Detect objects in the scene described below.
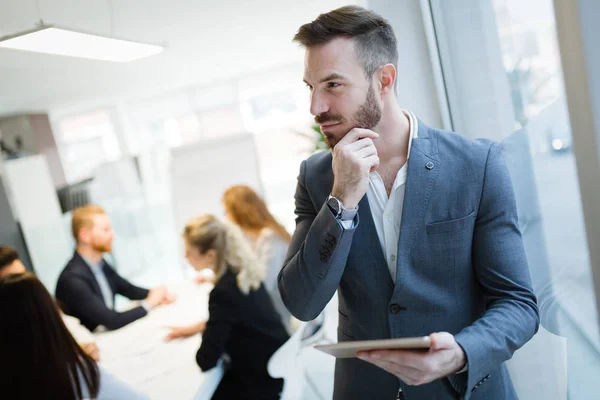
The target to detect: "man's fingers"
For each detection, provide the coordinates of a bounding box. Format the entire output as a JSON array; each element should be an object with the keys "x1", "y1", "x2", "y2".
[
  {"x1": 362, "y1": 349, "x2": 436, "y2": 372},
  {"x1": 338, "y1": 128, "x2": 379, "y2": 146},
  {"x1": 354, "y1": 145, "x2": 378, "y2": 159},
  {"x1": 364, "y1": 349, "x2": 419, "y2": 368},
  {"x1": 363, "y1": 154, "x2": 380, "y2": 172},
  {"x1": 360, "y1": 353, "x2": 436, "y2": 386},
  {"x1": 429, "y1": 332, "x2": 455, "y2": 350},
  {"x1": 346, "y1": 137, "x2": 376, "y2": 152}
]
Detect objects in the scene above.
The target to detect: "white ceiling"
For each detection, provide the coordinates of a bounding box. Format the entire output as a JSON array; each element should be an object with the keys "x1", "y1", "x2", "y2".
[{"x1": 0, "y1": 0, "x2": 353, "y2": 116}]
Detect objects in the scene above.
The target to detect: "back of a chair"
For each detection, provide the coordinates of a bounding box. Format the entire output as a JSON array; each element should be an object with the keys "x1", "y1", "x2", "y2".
[
  {"x1": 268, "y1": 322, "x2": 309, "y2": 400},
  {"x1": 193, "y1": 359, "x2": 225, "y2": 400},
  {"x1": 301, "y1": 292, "x2": 338, "y2": 347}
]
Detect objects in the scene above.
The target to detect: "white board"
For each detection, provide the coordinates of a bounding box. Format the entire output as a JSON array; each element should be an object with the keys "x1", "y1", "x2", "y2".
[
  {"x1": 170, "y1": 133, "x2": 262, "y2": 235},
  {"x1": 4, "y1": 155, "x2": 72, "y2": 293}
]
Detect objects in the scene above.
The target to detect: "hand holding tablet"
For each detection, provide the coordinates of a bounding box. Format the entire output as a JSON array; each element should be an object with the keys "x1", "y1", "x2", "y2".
[{"x1": 314, "y1": 336, "x2": 432, "y2": 358}]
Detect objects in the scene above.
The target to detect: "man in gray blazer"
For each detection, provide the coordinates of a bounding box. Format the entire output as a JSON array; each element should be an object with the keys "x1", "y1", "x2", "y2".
[{"x1": 278, "y1": 6, "x2": 539, "y2": 400}]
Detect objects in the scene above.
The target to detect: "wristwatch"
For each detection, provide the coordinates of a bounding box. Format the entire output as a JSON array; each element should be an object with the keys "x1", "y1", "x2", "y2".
[{"x1": 327, "y1": 195, "x2": 359, "y2": 221}]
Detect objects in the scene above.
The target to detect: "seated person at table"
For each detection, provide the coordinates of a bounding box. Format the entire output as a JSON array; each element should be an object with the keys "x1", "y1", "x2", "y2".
[
  {"x1": 0, "y1": 245, "x2": 100, "y2": 360},
  {"x1": 0, "y1": 272, "x2": 149, "y2": 400},
  {"x1": 168, "y1": 214, "x2": 289, "y2": 399},
  {"x1": 55, "y1": 205, "x2": 175, "y2": 331}
]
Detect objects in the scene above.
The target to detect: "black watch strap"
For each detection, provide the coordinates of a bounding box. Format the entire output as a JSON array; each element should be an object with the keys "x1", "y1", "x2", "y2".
[{"x1": 327, "y1": 195, "x2": 358, "y2": 220}]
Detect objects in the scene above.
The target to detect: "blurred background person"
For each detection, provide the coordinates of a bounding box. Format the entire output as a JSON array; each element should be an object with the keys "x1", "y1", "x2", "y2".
[
  {"x1": 0, "y1": 245, "x2": 100, "y2": 361},
  {"x1": 167, "y1": 214, "x2": 288, "y2": 399},
  {"x1": 222, "y1": 185, "x2": 293, "y2": 333},
  {"x1": 0, "y1": 272, "x2": 149, "y2": 400},
  {"x1": 55, "y1": 205, "x2": 175, "y2": 331}
]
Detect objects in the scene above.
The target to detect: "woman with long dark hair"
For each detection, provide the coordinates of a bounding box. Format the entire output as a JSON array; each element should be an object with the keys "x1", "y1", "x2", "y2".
[{"x1": 0, "y1": 272, "x2": 148, "y2": 400}]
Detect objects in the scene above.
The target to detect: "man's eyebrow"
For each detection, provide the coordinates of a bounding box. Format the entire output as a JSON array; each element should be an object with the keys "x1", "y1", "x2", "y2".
[
  {"x1": 319, "y1": 73, "x2": 346, "y2": 83},
  {"x1": 303, "y1": 73, "x2": 347, "y2": 86}
]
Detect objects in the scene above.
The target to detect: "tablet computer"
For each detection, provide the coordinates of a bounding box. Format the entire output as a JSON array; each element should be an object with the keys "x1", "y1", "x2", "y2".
[{"x1": 314, "y1": 336, "x2": 431, "y2": 358}]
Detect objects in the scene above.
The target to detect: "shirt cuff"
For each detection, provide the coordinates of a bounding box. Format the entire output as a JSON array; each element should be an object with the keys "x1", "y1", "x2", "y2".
[
  {"x1": 140, "y1": 301, "x2": 152, "y2": 312},
  {"x1": 326, "y1": 202, "x2": 358, "y2": 229}
]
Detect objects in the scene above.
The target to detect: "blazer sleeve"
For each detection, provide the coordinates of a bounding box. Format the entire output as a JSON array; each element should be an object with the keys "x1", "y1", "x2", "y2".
[
  {"x1": 278, "y1": 160, "x2": 359, "y2": 321},
  {"x1": 453, "y1": 142, "x2": 540, "y2": 399},
  {"x1": 60, "y1": 274, "x2": 148, "y2": 330},
  {"x1": 196, "y1": 283, "x2": 240, "y2": 371},
  {"x1": 105, "y1": 264, "x2": 149, "y2": 300}
]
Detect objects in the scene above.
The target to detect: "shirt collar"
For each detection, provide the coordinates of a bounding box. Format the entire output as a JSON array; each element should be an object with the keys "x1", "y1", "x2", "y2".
[
  {"x1": 403, "y1": 109, "x2": 419, "y2": 160},
  {"x1": 369, "y1": 110, "x2": 418, "y2": 182},
  {"x1": 81, "y1": 255, "x2": 104, "y2": 275}
]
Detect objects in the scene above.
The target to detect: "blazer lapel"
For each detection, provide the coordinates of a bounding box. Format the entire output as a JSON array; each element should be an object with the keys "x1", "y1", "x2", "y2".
[
  {"x1": 395, "y1": 122, "x2": 440, "y2": 285},
  {"x1": 73, "y1": 253, "x2": 104, "y2": 298}
]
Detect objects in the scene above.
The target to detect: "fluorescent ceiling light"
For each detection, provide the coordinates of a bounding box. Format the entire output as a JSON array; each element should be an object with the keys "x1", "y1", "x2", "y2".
[{"x1": 0, "y1": 26, "x2": 164, "y2": 62}]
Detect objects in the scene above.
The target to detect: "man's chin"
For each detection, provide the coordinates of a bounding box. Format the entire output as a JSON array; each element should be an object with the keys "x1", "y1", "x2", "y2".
[
  {"x1": 325, "y1": 137, "x2": 337, "y2": 149},
  {"x1": 325, "y1": 126, "x2": 355, "y2": 149},
  {"x1": 93, "y1": 246, "x2": 112, "y2": 253}
]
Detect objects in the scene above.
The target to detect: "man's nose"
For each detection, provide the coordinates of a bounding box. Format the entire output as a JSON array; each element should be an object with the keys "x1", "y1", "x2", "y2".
[{"x1": 310, "y1": 91, "x2": 329, "y2": 116}]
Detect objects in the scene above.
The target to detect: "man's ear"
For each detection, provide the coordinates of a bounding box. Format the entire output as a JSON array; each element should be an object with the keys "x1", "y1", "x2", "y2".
[
  {"x1": 78, "y1": 228, "x2": 90, "y2": 245},
  {"x1": 377, "y1": 64, "x2": 397, "y2": 97}
]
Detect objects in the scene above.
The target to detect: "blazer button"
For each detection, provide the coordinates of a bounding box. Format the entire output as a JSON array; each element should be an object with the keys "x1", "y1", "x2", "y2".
[
  {"x1": 425, "y1": 161, "x2": 435, "y2": 170},
  {"x1": 389, "y1": 303, "x2": 402, "y2": 314}
]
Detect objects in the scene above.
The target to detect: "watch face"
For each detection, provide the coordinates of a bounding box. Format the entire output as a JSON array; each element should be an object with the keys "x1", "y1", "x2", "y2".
[{"x1": 327, "y1": 197, "x2": 341, "y2": 216}]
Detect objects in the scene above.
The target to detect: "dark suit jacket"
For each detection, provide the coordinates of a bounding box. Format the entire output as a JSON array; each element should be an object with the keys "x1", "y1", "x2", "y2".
[
  {"x1": 279, "y1": 121, "x2": 540, "y2": 400},
  {"x1": 196, "y1": 269, "x2": 289, "y2": 400},
  {"x1": 55, "y1": 252, "x2": 149, "y2": 331}
]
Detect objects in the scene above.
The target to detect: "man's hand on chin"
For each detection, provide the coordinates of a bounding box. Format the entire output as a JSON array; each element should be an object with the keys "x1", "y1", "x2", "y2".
[{"x1": 357, "y1": 332, "x2": 466, "y2": 385}]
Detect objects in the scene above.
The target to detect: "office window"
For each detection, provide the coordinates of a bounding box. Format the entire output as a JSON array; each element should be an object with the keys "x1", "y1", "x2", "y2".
[
  {"x1": 199, "y1": 106, "x2": 245, "y2": 140},
  {"x1": 238, "y1": 66, "x2": 313, "y2": 231},
  {"x1": 429, "y1": 0, "x2": 599, "y2": 398},
  {"x1": 55, "y1": 110, "x2": 121, "y2": 183}
]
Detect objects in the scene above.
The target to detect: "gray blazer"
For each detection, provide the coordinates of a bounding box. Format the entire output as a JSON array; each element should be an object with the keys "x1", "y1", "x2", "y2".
[{"x1": 278, "y1": 121, "x2": 539, "y2": 400}]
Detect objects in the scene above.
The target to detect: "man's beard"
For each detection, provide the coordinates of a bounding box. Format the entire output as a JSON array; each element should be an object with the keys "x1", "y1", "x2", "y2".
[
  {"x1": 316, "y1": 84, "x2": 382, "y2": 148},
  {"x1": 91, "y1": 239, "x2": 112, "y2": 253}
]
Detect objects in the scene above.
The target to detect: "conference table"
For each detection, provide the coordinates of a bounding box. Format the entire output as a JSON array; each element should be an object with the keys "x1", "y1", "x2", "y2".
[{"x1": 95, "y1": 281, "x2": 212, "y2": 400}]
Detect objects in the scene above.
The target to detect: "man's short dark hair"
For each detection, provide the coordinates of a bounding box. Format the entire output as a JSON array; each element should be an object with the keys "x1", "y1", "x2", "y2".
[
  {"x1": 293, "y1": 5, "x2": 398, "y2": 79},
  {"x1": 0, "y1": 246, "x2": 19, "y2": 271}
]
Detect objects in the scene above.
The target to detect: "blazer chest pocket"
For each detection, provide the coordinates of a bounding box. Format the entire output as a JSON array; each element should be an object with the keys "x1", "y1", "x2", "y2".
[{"x1": 426, "y1": 210, "x2": 476, "y2": 235}]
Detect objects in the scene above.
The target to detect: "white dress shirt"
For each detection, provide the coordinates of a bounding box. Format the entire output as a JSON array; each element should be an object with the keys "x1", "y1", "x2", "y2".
[
  {"x1": 341, "y1": 110, "x2": 418, "y2": 283},
  {"x1": 367, "y1": 110, "x2": 418, "y2": 283}
]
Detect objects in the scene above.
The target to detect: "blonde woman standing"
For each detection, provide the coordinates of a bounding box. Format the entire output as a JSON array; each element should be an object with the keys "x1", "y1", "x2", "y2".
[{"x1": 168, "y1": 214, "x2": 289, "y2": 399}]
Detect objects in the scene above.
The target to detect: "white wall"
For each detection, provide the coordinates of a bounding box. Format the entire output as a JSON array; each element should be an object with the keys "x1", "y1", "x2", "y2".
[{"x1": 368, "y1": 0, "x2": 444, "y2": 128}]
